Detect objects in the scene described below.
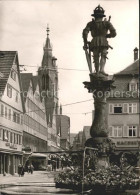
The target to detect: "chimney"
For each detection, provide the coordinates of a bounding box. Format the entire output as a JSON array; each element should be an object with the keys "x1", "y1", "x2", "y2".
[
  {"x1": 133, "y1": 47, "x2": 138, "y2": 61},
  {"x1": 60, "y1": 104, "x2": 62, "y2": 115}
]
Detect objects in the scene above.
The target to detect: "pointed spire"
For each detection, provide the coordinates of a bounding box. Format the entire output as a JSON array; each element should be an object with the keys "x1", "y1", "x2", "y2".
[
  {"x1": 46, "y1": 24, "x2": 50, "y2": 38},
  {"x1": 41, "y1": 25, "x2": 54, "y2": 67},
  {"x1": 45, "y1": 24, "x2": 52, "y2": 50}
]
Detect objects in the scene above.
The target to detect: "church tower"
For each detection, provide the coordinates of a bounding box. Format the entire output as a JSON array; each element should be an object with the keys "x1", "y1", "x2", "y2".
[{"x1": 38, "y1": 26, "x2": 59, "y2": 127}]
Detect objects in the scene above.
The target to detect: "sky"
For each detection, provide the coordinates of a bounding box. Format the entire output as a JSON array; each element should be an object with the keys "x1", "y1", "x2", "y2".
[{"x1": 0, "y1": 0, "x2": 139, "y2": 133}]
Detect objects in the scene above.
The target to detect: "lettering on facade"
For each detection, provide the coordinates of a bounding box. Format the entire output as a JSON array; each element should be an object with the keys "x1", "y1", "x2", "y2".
[{"x1": 117, "y1": 141, "x2": 138, "y2": 146}]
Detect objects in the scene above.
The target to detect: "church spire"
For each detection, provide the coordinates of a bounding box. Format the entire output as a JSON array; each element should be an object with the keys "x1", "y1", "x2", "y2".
[
  {"x1": 45, "y1": 24, "x2": 52, "y2": 50},
  {"x1": 42, "y1": 25, "x2": 52, "y2": 67}
]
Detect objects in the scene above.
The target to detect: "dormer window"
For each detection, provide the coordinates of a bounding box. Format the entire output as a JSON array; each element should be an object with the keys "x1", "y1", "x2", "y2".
[
  {"x1": 129, "y1": 78, "x2": 138, "y2": 91},
  {"x1": 11, "y1": 69, "x2": 16, "y2": 81}
]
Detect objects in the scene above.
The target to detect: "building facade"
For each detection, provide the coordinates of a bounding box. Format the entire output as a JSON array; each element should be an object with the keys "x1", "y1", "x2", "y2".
[
  {"x1": 21, "y1": 73, "x2": 48, "y2": 153},
  {"x1": 56, "y1": 113, "x2": 70, "y2": 150},
  {"x1": 20, "y1": 73, "x2": 48, "y2": 169},
  {"x1": 107, "y1": 48, "x2": 140, "y2": 153},
  {"x1": 0, "y1": 51, "x2": 24, "y2": 175}
]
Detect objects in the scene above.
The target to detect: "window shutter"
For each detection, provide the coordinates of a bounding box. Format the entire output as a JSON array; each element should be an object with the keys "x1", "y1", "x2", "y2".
[
  {"x1": 123, "y1": 103, "x2": 128, "y2": 113},
  {"x1": 109, "y1": 104, "x2": 113, "y2": 114},
  {"x1": 123, "y1": 126, "x2": 128, "y2": 137}
]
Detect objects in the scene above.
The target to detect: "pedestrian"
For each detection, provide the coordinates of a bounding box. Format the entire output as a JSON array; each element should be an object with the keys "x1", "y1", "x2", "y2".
[
  {"x1": 21, "y1": 165, "x2": 25, "y2": 177},
  {"x1": 27, "y1": 165, "x2": 31, "y2": 173},
  {"x1": 18, "y1": 164, "x2": 22, "y2": 177},
  {"x1": 30, "y1": 164, "x2": 34, "y2": 174}
]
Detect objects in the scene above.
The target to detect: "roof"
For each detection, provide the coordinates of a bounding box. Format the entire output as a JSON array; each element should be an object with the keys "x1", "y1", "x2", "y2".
[
  {"x1": 32, "y1": 76, "x2": 39, "y2": 92},
  {"x1": 0, "y1": 51, "x2": 17, "y2": 94},
  {"x1": 45, "y1": 37, "x2": 52, "y2": 50},
  {"x1": 115, "y1": 59, "x2": 139, "y2": 75},
  {"x1": 31, "y1": 153, "x2": 47, "y2": 158},
  {"x1": 20, "y1": 73, "x2": 33, "y2": 95}
]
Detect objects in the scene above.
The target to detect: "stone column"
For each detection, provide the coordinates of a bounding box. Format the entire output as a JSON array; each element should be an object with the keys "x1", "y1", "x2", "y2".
[{"x1": 83, "y1": 73, "x2": 115, "y2": 168}]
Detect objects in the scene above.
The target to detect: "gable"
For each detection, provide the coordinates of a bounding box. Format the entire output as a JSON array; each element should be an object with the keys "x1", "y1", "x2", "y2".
[{"x1": 0, "y1": 51, "x2": 17, "y2": 96}]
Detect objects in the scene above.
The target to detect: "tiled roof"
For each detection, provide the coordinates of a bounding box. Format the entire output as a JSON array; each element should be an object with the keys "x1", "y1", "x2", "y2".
[
  {"x1": 20, "y1": 73, "x2": 33, "y2": 94},
  {"x1": 0, "y1": 51, "x2": 17, "y2": 94},
  {"x1": 32, "y1": 76, "x2": 39, "y2": 92},
  {"x1": 115, "y1": 59, "x2": 139, "y2": 75}
]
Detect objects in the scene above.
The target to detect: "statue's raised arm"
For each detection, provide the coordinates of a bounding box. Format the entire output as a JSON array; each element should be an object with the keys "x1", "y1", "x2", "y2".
[{"x1": 82, "y1": 5, "x2": 116, "y2": 76}]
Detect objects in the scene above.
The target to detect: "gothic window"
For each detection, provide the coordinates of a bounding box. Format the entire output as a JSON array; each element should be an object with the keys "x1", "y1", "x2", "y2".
[
  {"x1": 42, "y1": 75, "x2": 45, "y2": 90},
  {"x1": 46, "y1": 74, "x2": 49, "y2": 90}
]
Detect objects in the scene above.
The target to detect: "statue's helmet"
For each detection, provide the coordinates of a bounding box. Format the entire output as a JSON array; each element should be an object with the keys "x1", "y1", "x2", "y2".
[{"x1": 91, "y1": 5, "x2": 106, "y2": 18}]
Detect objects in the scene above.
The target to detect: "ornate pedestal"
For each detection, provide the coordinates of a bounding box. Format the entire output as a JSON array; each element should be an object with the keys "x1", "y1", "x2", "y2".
[{"x1": 83, "y1": 73, "x2": 115, "y2": 167}]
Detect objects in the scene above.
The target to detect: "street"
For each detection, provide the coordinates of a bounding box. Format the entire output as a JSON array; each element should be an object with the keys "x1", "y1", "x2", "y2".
[{"x1": 0, "y1": 171, "x2": 78, "y2": 194}]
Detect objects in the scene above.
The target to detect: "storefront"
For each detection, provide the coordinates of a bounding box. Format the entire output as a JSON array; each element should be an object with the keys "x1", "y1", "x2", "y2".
[
  {"x1": 28, "y1": 153, "x2": 47, "y2": 170},
  {"x1": 0, "y1": 150, "x2": 23, "y2": 175}
]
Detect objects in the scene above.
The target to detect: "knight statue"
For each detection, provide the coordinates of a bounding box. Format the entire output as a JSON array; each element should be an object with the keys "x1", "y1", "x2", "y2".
[{"x1": 82, "y1": 5, "x2": 117, "y2": 76}]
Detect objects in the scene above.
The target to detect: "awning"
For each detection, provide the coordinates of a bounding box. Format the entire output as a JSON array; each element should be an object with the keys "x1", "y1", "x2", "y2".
[{"x1": 30, "y1": 153, "x2": 47, "y2": 158}]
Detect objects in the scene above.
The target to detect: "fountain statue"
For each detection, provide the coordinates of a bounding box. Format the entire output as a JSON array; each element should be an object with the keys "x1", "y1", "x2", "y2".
[{"x1": 82, "y1": 5, "x2": 116, "y2": 167}]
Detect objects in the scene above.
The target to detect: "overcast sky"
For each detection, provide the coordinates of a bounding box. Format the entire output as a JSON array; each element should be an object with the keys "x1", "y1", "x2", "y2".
[{"x1": 0, "y1": 0, "x2": 139, "y2": 133}]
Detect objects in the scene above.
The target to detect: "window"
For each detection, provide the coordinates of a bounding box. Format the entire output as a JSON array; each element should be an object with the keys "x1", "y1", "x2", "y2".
[
  {"x1": 114, "y1": 104, "x2": 122, "y2": 113},
  {"x1": 128, "y1": 103, "x2": 137, "y2": 113},
  {"x1": 129, "y1": 83, "x2": 137, "y2": 91},
  {"x1": 109, "y1": 103, "x2": 137, "y2": 114},
  {"x1": 12, "y1": 133, "x2": 14, "y2": 143},
  {"x1": 5, "y1": 107, "x2": 7, "y2": 118},
  {"x1": 15, "y1": 92, "x2": 18, "y2": 102},
  {"x1": 0, "y1": 128, "x2": 3, "y2": 140},
  {"x1": 13, "y1": 111, "x2": 16, "y2": 122},
  {"x1": 109, "y1": 126, "x2": 123, "y2": 137},
  {"x1": 7, "y1": 84, "x2": 12, "y2": 98},
  {"x1": 1, "y1": 104, "x2": 4, "y2": 116},
  {"x1": 21, "y1": 115, "x2": 23, "y2": 125},
  {"x1": 8, "y1": 109, "x2": 11, "y2": 120},
  {"x1": 14, "y1": 134, "x2": 18, "y2": 144},
  {"x1": 10, "y1": 132, "x2": 12, "y2": 143},
  {"x1": 128, "y1": 126, "x2": 137, "y2": 137},
  {"x1": 11, "y1": 69, "x2": 16, "y2": 81},
  {"x1": 3, "y1": 130, "x2": 8, "y2": 141},
  {"x1": 19, "y1": 135, "x2": 22, "y2": 145},
  {"x1": 17, "y1": 114, "x2": 20, "y2": 124}
]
